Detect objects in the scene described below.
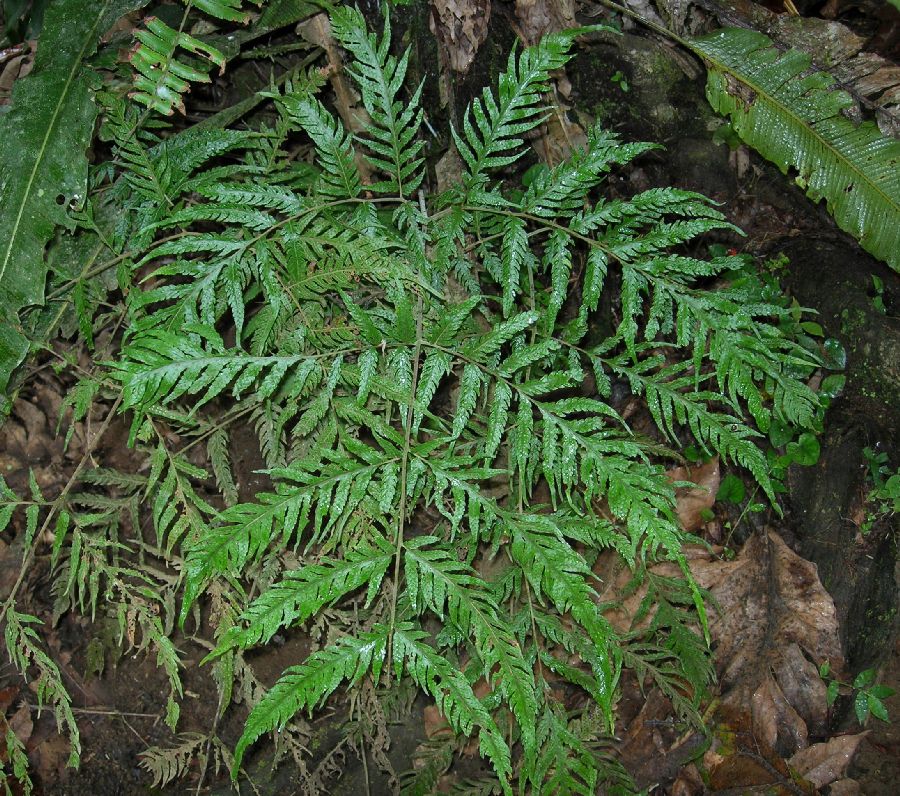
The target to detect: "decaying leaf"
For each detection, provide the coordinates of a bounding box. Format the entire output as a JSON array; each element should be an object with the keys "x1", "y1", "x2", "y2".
[
  {"x1": 602, "y1": 530, "x2": 844, "y2": 757},
  {"x1": 0, "y1": 43, "x2": 35, "y2": 105},
  {"x1": 690, "y1": 531, "x2": 843, "y2": 754},
  {"x1": 514, "y1": 0, "x2": 575, "y2": 45},
  {"x1": 666, "y1": 456, "x2": 720, "y2": 532},
  {"x1": 788, "y1": 732, "x2": 867, "y2": 789},
  {"x1": 429, "y1": 0, "x2": 491, "y2": 73}
]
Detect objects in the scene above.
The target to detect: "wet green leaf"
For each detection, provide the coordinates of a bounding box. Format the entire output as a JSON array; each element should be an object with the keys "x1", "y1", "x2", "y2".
[
  {"x1": 823, "y1": 338, "x2": 846, "y2": 370},
  {"x1": 716, "y1": 473, "x2": 745, "y2": 504},
  {"x1": 786, "y1": 432, "x2": 820, "y2": 466},
  {"x1": 0, "y1": 0, "x2": 147, "y2": 395}
]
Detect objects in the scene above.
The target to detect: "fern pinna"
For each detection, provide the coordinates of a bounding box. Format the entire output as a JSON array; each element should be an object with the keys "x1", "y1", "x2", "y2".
[{"x1": 94, "y1": 7, "x2": 828, "y2": 793}]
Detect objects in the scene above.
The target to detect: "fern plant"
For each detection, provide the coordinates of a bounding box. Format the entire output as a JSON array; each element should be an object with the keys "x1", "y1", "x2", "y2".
[{"x1": 1, "y1": 4, "x2": 833, "y2": 793}]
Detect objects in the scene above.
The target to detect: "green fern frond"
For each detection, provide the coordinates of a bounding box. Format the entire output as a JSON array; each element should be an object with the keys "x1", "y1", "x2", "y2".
[
  {"x1": 453, "y1": 30, "x2": 583, "y2": 191},
  {"x1": 129, "y1": 16, "x2": 227, "y2": 116},
  {"x1": 506, "y1": 516, "x2": 618, "y2": 723},
  {"x1": 404, "y1": 537, "x2": 539, "y2": 764},
  {"x1": 181, "y1": 441, "x2": 398, "y2": 620},
  {"x1": 146, "y1": 442, "x2": 216, "y2": 553},
  {"x1": 195, "y1": 181, "x2": 304, "y2": 214},
  {"x1": 330, "y1": 6, "x2": 425, "y2": 197},
  {"x1": 208, "y1": 428, "x2": 239, "y2": 507},
  {"x1": 233, "y1": 624, "x2": 390, "y2": 771},
  {"x1": 215, "y1": 533, "x2": 393, "y2": 653},
  {"x1": 273, "y1": 92, "x2": 362, "y2": 199},
  {"x1": 392, "y1": 624, "x2": 513, "y2": 793},
  {"x1": 114, "y1": 326, "x2": 316, "y2": 411},
  {"x1": 5, "y1": 611, "x2": 80, "y2": 767},
  {"x1": 522, "y1": 124, "x2": 658, "y2": 218},
  {"x1": 529, "y1": 703, "x2": 598, "y2": 796}
]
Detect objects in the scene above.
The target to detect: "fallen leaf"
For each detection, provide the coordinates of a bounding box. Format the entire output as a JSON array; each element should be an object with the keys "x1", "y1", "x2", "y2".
[
  {"x1": 788, "y1": 733, "x2": 867, "y2": 788},
  {"x1": 429, "y1": 0, "x2": 491, "y2": 73},
  {"x1": 9, "y1": 703, "x2": 33, "y2": 745},
  {"x1": 514, "y1": 0, "x2": 575, "y2": 45},
  {"x1": 827, "y1": 779, "x2": 861, "y2": 795},
  {"x1": 601, "y1": 530, "x2": 845, "y2": 757},
  {"x1": 751, "y1": 673, "x2": 808, "y2": 755},
  {"x1": 691, "y1": 531, "x2": 845, "y2": 756},
  {"x1": 666, "y1": 456, "x2": 720, "y2": 532},
  {"x1": 0, "y1": 42, "x2": 34, "y2": 105}
]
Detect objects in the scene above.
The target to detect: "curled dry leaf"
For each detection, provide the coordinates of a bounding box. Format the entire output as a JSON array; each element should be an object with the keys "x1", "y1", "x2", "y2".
[{"x1": 0, "y1": 43, "x2": 35, "y2": 105}]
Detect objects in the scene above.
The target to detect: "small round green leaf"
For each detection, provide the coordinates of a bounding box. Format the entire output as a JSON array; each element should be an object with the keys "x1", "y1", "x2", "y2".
[
  {"x1": 819, "y1": 374, "x2": 845, "y2": 400},
  {"x1": 716, "y1": 473, "x2": 745, "y2": 504},
  {"x1": 786, "y1": 432, "x2": 820, "y2": 466},
  {"x1": 768, "y1": 418, "x2": 793, "y2": 448}
]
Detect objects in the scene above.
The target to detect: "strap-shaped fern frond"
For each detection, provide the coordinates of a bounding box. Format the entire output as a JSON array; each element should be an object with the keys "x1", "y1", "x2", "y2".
[
  {"x1": 330, "y1": 6, "x2": 425, "y2": 197},
  {"x1": 692, "y1": 28, "x2": 900, "y2": 271}
]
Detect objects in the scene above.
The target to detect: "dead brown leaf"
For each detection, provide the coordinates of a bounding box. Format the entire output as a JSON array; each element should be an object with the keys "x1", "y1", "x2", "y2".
[
  {"x1": 514, "y1": 0, "x2": 575, "y2": 45},
  {"x1": 827, "y1": 779, "x2": 862, "y2": 795},
  {"x1": 8, "y1": 702, "x2": 33, "y2": 747},
  {"x1": 666, "y1": 456, "x2": 720, "y2": 533},
  {"x1": 429, "y1": 0, "x2": 491, "y2": 73},
  {"x1": 788, "y1": 733, "x2": 867, "y2": 789},
  {"x1": 690, "y1": 531, "x2": 843, "y2": 755},
  {"x1": 0, "y1": 42, "x2": 34, "y2": 105},
  {"x1": 600, "y1": 529, "x2": 843, "y2": 760}
]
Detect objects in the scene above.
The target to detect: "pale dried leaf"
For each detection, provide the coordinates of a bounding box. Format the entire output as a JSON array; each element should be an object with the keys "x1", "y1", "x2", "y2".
[
  {"x1": 788, "y1": 733, "x2": 867, "y2": 788},
  {"x1": 666, "y1": 456, "x2": 720, "y2": 532},
  {"x1": 827, "y1": 779, "x2": 862, "y2": 795},
  {"x1": 751, "y1": 672, "x2": 809, "y2": 754},
  {"x1": 514, "y1": 0, "x2": 575, "y2": 45}
]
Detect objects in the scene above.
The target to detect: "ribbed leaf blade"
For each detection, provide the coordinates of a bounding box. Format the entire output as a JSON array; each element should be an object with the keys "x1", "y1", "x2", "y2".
[
  {"x1": 693, "y1": 28, "x2": 900, "y2": 270},
  {"x1": 0, "y1": 0, "x2": 147, "y2": 394}
]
